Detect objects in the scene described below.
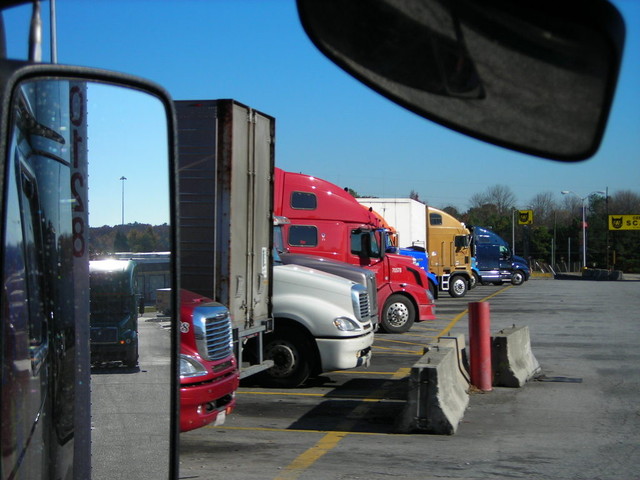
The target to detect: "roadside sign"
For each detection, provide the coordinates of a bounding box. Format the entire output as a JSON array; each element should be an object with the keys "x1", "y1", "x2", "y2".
[
  {"x1": 609, "y1": 214, "x2": 640, "y2": 230},
  {"x1": 518, "y1": 210, "x2": 533, "y2": 225}
]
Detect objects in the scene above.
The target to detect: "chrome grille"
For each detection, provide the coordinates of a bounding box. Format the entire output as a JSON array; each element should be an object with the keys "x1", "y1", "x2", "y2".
[
  {"x1": 351, "y1": 284, "x2": 369, "y2": 323},
  {"x1": 193, "y1": 305, "x2": 233, "y2": 361},
  {"x1": 359, "y1": 291, "x2": 370, "y2": 321}
]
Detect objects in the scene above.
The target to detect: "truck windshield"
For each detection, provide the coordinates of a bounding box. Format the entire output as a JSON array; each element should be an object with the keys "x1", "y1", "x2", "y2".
[{"x1": 90, "y1": 280, "x2": 132, "y2": 319}]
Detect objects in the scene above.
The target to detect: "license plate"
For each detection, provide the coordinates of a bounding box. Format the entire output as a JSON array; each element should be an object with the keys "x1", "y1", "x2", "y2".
[{"x1": 214, "y1": 410, "x2": 226, "y2": 426}]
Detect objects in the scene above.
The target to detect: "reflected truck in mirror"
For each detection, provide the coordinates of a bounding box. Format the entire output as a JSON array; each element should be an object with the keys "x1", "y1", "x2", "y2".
[
  {"x1": 1, "y1": 76, "x2": 88, "y2": 480},
  {"x1": 89, "y1": 259, "x2": 140, "y2": 368}
]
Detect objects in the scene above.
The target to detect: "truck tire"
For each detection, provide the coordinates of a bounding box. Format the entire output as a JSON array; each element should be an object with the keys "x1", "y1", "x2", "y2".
[
  {"x1": 511, "y1": 270, "x2": 525, "y2": 286},
  {"x1": 259, "y1": 331, "x2": 312, "y2": 388},
  {"x1": 429, "y1": 280, "x2": 438, "y2": 299},
  {"x1": 380, "y1": 295, "x2": 415, "y2": 333},
  {"x1": 124, "y1": 344, "x2": 138, "y2": 368},
  {"x1": 448, "y1": 275, "x2": 468, "y2": 298},
  {"x1": 469, "y1": 272, "x2": 478, "y2": 289}
]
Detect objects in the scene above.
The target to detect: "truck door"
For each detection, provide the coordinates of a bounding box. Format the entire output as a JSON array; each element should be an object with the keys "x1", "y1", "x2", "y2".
[{"x1": 1, "y1": 114, "x2": 51, "y2": 479}]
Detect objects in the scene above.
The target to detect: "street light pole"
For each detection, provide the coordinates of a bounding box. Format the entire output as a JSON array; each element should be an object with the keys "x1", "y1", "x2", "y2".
[
  {"x1": 561, "y1": 189, "x2": 606, "y2": 270},
  {"x1": 512, "y1": 208, "x2": 516, "y2": 256},
  {"x1": 120, "y1": 176, "x2": 127, "y2": 225},
  {"x1": 581, "y1": 200, "x2": 586, "y2": 269}
]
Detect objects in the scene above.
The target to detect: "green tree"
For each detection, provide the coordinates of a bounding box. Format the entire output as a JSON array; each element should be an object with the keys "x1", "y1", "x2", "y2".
[
  {"x1": 113, "y1": 229, "x2": 129, "y2": 252},
  {"x1": 128, "y1": 226, "x2": 157, "y2": 252}
]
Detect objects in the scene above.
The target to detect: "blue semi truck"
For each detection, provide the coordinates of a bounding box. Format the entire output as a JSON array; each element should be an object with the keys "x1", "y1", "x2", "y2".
[{"x1": 470, "y1": 226, "x2": 530, "y2": 286}]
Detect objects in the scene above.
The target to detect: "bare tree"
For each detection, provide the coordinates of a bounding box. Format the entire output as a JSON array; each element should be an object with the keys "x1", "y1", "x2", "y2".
[
  {"x1": 610, "y1": 190, "x2": 640, "y2": 213},
  {"x1": 468, "y1": 191, "x2": 488, "y2": 210},
  {"x1": 468, "y1": 185, "x2": 516, "y2": 216},
  {"x1": 529, "y1": 191, "x2": 558, "y2": 227},
  {"x1": 485, "y1": 185, "x2": 517, "y2": 215},
  {"x1": 409, "y1": 190, "x2": 425, "y2": 204}
]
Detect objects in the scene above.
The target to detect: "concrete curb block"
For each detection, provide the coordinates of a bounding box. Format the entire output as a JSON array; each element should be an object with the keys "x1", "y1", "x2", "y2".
[
  {"x1": 396, "y1": 345, "x2": 469, "y2": 435},
  {"x1": 492, "y1": 326, "x2": 541, "y2": 387},
  {"x1": 583, "y1": 268, "x2": 625, "y2": 281},
  {"x1": 555, "y1": 270, "x2": 625, "y2": 281},
  {"x1": 531, "y1": 272, "x2": 554, "y2": 278}
]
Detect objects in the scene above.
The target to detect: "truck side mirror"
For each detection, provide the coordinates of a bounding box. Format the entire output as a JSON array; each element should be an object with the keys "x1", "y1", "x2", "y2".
[{"x1": 0, "y1": 62, "x2": 179, "y2": 480}]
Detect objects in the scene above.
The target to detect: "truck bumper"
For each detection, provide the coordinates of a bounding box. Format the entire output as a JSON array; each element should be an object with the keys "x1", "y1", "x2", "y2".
[
  {"x1": 180, "y1": 370, "x2": 239, "y2": 433},
  {"x1": 316, "y1": 331, "x2": 374, "y2": 372},
  {"x1": 418, "y1": 301, "x2": 437, "y2": 321},
  {"x1": 90, "y1": 341, "x2": 137, "y2": 363}
]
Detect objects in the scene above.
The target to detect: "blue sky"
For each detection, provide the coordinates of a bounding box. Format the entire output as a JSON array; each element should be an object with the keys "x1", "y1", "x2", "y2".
[{"x1": 4, "y1": 0, "x2": 639, "y2": 226}]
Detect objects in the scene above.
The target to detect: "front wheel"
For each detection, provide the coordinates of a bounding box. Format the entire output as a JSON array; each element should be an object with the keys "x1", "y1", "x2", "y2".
[
  {"x1": 448, "y1": 275, "x2": 468, "y2": 298},
  {"x1": 380, "y1": 294, "x2": 415, "y2": 333},
  {"x1": 258, "y1": 331, "x2": 312, "y2": 388},
  {"x1": 511, "y1": 270, "x2": 525, "y2": 286}
]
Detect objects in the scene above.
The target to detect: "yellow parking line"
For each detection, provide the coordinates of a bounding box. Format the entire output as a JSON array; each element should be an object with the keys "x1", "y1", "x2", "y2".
[
  {"x1": 374, "y1": 338, "x2": 429, "y2": 347},
  {"x1": 372, "y1": 346, "x2": 424, "y2": 355},
  {"x1": 236, "y1": 390, "x2": 390, "y2": 402},
  {"x1": 272, "y1": 367, "x2": 410, "y2": 479},
  {"x1": 437, "y1": 285, "x2": 512, "y2": 337},
  {"x1": 274, "y1": 432, "x2": 346, "y2": 479},
  {"x1": 214, "y1": 425, "x2": 409, "y2": 436}
]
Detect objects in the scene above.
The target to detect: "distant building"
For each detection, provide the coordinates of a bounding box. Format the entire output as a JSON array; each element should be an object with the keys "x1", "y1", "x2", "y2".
[{"x1": 109, "y1": 252, "x2": 171, "y2": 304}]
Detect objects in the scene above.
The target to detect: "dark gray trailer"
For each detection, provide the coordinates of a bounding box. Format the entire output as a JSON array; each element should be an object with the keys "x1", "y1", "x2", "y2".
[{"x1": 175, "y1": 99, "x2": 275, "y2": 378}]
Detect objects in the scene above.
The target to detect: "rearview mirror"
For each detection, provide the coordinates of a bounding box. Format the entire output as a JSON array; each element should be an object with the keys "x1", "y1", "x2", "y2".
[{"x1": 297, "y1": 0, "x2": 625, "y2": 161}]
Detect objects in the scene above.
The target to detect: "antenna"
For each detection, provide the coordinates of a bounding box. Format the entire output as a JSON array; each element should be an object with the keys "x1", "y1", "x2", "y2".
[
  {"x1": 50, "y1": 0, "x2": 57, "y2": 63},
  {"x1": 28, "y1": 0, "x2": 42, "y2": 62}
]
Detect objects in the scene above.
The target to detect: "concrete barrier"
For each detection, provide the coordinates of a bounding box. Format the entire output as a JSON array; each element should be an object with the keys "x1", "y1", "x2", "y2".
[
  {"x1": 437, "y1": 333, "x2": 470, "y2": 388},
  {"x1": 396, "y1": 345, "x2": 469, "y2": 435},
  {"x1": 492, "y1": 326, "x2": 541, "y2": 387}
]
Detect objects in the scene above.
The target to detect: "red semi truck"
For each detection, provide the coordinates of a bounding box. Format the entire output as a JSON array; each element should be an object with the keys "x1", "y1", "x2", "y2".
[{"x1": 273, "y1": 168, "x2": 436, "y2": 333}]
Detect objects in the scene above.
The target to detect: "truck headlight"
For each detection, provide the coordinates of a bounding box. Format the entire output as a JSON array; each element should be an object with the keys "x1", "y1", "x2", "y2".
[
  {"x1": 333, "y1": 317, "x2": 359, "y2": 331},
  {"x1": 180, "y1": 354, "x2": 208, "y2": 378}
]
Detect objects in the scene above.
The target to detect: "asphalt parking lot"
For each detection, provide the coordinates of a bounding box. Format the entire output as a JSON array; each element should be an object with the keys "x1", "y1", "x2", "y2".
[{"x1": 179, "y1": 276, "x2": 640, "y2": 480}]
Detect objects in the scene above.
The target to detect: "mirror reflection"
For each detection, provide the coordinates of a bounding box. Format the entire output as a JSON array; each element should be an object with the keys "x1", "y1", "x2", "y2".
[
  {"x1": 87, "y1": 84, "x2": 171, "y2": 480},
  {"x1": 2, "y1": 79, "x2": 172, "y2": 480}
]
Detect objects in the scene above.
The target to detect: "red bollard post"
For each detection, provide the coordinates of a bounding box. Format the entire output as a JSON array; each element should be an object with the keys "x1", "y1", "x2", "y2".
[{"x1": 469, "y1": 302, "x2": 492, "y2": 391}]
